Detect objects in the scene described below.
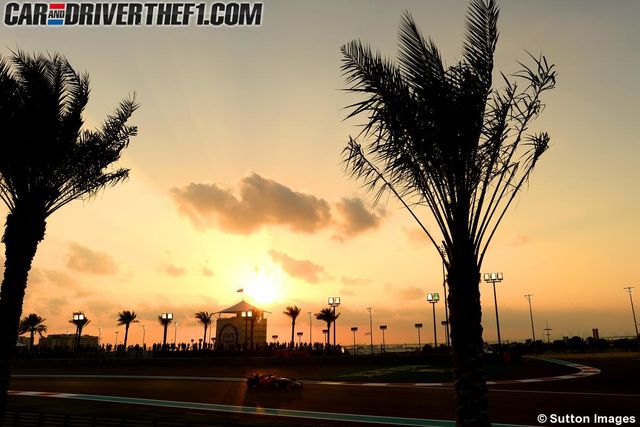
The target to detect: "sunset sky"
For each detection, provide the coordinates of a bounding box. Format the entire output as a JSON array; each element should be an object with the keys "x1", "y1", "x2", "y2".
[{"x1": 1, "y1": 0, "x2": 639, "y2": 347}]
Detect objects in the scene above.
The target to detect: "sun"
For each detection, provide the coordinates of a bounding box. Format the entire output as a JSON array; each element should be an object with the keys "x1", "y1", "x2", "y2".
[{"x1": 245, "y1": 270, "x2": 281, "y2": 305}]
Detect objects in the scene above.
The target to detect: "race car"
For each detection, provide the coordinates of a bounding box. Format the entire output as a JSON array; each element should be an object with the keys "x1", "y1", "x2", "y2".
[{"x1": 247, "y1": 373, "x2": 303, "y2": 390}]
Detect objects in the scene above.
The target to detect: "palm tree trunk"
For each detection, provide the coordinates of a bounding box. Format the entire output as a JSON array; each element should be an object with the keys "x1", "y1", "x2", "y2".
[
  {"x1": 447, "y1": 235, "x2": 489, "y2": 426},
  {"x1": 163, "y1": 324, "x2": 168, "y2": 349},
  {"x1": 0, "y1": 208, "x2": 46, "y2": 416},
  {"x1": 124, "y1": 324, "x2": 129, "y2": 349},
  {"x1": 290, "y1": 320, "x2": 295, "y2": 348},
  {"x1": 203, "y1": 325, "x2": 207, "y2": 349},
  {"x1": 326, "y1": 323, "x2": 331, "y2": 347}
]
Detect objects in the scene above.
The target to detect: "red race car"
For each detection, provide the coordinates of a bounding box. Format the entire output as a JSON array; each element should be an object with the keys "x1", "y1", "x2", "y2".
[{"x1": 247, "y1": 373, "x2": 303, "y2": 390}]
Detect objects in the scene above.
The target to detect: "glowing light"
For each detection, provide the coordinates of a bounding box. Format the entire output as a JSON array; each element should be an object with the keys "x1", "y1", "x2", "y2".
[{"x1": 245, "y1": 269, "x2": 281, "y2": 304}]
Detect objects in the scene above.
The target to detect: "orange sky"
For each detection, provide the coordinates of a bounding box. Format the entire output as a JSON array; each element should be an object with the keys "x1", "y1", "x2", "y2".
[{"x1": 1, "y1": 0, "x2": 639, "y2": 346}]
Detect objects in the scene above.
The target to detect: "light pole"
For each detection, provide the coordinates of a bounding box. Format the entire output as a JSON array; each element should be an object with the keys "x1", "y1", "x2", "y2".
[
  {"x1": 414, "y1": 323, "x2": 423, "y2": 348},
  {"x1": 524, "y1": 294, "x2": 536, "y2": 345},
  {"x1": 328, "y1": 297, "x2": 341, "y2": 347},
  {"x1": 272, "y1": 335, "x2": 278, "y2": 344},
  {"x1": 308, "y1": 312, "x2": 313, "y2": 345},
  {"x1": 544, "y1": 321, "x2": 552, "y2": 343},
  {"x1": 98, "y1": 327, "x2": 101, "y2": 347},
  {"x1": 379, "y1": 325, "x2": 387, "y2": 353},
  {"x1": 367, "y1": 307, "x2": 373, "y2": 354},
  {"x1": 427, "y1": 293, "x2": 439, "y2": 348},
  {"x1": 624, "y1": 287, "x2": 639, "y2": 345},
  {"x1": 174, "y1": 321, "x2": 179, "y2": 345},
  {"x1": 322, "y1": 329, "x2": 328, "y2": 347},
  {"x1": 483, "y1": 272, "x2": 503, "y2": 347},
  {"x1": 115, "y1": 331, "x2": 119, "y2": 347},
  {"x1": 297, "y1": 331, "x2": 303, "y2": 345},
  {"x1": 241, "y1": 310, "x2": 253, "y2": 349},
  {"x1": 142, "y1": 324, "x2": 146, "y2": 348},
  {"x1": 351, "y1": 327, "x2": 358, "y2": 355},
  {"x1": 438, "y1": 244, "x2": 450, "y2": 348},
  {"x1": 71, "y1": 312, "x2": 86, "y2": 351},
  {"x1": 160, "y1": 312, "x2": 173, "y2": 349}
]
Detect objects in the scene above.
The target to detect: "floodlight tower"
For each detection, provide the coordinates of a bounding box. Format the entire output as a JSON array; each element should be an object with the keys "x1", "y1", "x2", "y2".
[
  {"x1": 427, "y1": 292, "x2": 440, "y2": 348},
  {"x1": 483, "y1": 272, "x2": 503, "y2": 347}
]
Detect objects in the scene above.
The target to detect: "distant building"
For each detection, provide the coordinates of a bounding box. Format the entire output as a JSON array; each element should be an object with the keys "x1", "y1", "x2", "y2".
[
  {"x1": 215, "y1": 300, "x2": 268, "y2": 350},
  {"x1": 38, "y1": 334, "x2": 99, "y2": 350}
]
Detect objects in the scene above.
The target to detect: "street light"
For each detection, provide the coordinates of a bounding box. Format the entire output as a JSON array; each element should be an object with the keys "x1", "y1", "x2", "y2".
[
  {"x1": 379, "y1": 325, "x2": 387, "y2": 353},
  {"x1": 142, "y1": 324, "x2": 146, "y2": 348},
  {"x1": 308, "y1": 312, "x2": 313, "y2": 345},
  {"x1": 322, "y1": 329, "x2": 328, "y2": 347},
  {"x1": 624, "y1": 287, "x2": 639, "y2": 345},
  {"x1": 271, "y1": 334, "x2": 278, "y2": 344},
  {"x1": 350, "y1": 327, "x2": 358, "y2": 355},
  {"x1": 328, "y1": 297, "x2": 341, "y2": 347},
  {"x1": 414, "y1": 323, "x2": 423, "y2": 348},
  {"x1": 160, "y1": 312, "x2": 173, "y2": 350},
  {"x1": 524, "y1": 294, "x2": 536, "y2": 345},
  {"x1": 297, "y1": 331, "x2": 303, "y2": 345},
  {"x1": 438, "y1": 244, "x2": 450, "y2": 348},
  {"x1": 366, "y1": 307, "x2": 373, "y2": 355},
  {"x1": 115, "y1": 330, "x2": 119, "y2": 347},
  {"x1": 71, "y1": 312, "x2": 86, "y2": 351},
  {"x1": 174, "y1": 321, "x2": 179, "y2": 345},
  {"x1": 427, "y1": 292, "x2": 440, "y2": 348},
  {"x1": 241, "y1": 310, "x2": 253, "y2": 349},
  {"x1": 483, "y1": 272, "x2": 503, "y2": 347}
]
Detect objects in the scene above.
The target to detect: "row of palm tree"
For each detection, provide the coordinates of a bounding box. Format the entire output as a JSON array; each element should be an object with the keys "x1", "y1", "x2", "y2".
[{"x1": 282, "y1": 305, "x2": 341, "y2": 348}]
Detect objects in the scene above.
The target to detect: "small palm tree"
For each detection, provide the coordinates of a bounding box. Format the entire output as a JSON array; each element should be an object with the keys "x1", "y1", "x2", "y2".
[
  {"x1": 283, "y1": 305, "x2": 302, "y2": 347},
  {"x1": 0, "y1": 50, "x2": 138, "y2": 413},
  {"x1": 157, "y1": 315, "x2": 173, "y2": 349},
  {"x1": 116, "y1": 310, "x2": 138, "y2": 349},
  {"x1": 194, "y1": 311, "x2": 214, "y2": 349},
  {"x1": 18, "y1": 313, "x2": 47, "y2": 350},
  {"x1": 69, "y1": 311, "x2": 90, "y2": 351},
  {"x1": 315, "y1": 308, "x2": 339, "y2": 347}
]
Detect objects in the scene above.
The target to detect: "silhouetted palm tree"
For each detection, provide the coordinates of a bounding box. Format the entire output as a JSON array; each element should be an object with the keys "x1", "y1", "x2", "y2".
[
  {"x1": 158, "y1": 315, "x2": 173, "y2": 349},
  {"x1": 116, "y1": 310, "x2": 138, "y2": 349},
  {"x1": 194, "y1": 311, "x2": 213, "y2": 349},
  {"x1": 315, "y1": 308, "x2": 339, "y2": 347},
  {"x1": 18, "y1": 313, "x2": 47, "y2": 350},
  {"x1": 283, "y1": 305, "x2": 301, "y2": 347},
  {"x1": 69, "y1": 311, "x2": 90, "y2": 351},
  {"x1": 340, "y1": 1, "x2": 555, "y2": 424},
  {"x1": 0, "y1": 50, "x2": 137, "y2": 413}
]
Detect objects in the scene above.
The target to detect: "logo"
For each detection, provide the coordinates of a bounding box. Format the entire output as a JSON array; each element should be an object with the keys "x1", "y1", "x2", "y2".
[
  {"x1": 4, "y1": 2, "x2": 263, "y2": 27},
  {"x1": 47, "y1": 3, "x2": 65, "y2": 25}
]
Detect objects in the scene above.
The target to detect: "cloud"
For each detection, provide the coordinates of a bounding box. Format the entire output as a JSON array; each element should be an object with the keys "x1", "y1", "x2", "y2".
[
  {"x1": 27, "y1": 268, "x2": 91, "y2": 298},
  {"x1": 340, "y1": 276, "x2": 370, "y2": 286},
  {"x1": 268, "y1": 249, "x2": 325, "y2": 284},
  {"x1": 66, "y1": 242, "x2": 118, "y2": 275},
  {"x1": 170, "y1": 172, "x2": 332, "y2": 235},
  {"x1": 170, "y1": 173, "x2": 386, "y2": 240},
  {"x1": 333, "y1": 197, "x2": 385, "y2": 240},
  {"x1": 398, "y1": 286, "x2": 423, "y2": 301},
  {"x1": 202, "y1": 267, "x2": 215, "y2": 277},
  {"x1": 161, "y1": 263, "x2": 186, "y2": 277},
  {"x1": 509, "y1": 235, "x2": 530, "y2": 246},
  {"x1": 401, "y1": 226, "x2": 429, "y2": 245}
]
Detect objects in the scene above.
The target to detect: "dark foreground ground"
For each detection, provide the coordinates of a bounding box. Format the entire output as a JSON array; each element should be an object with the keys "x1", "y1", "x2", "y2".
[{"x1": 4, "y1": 354, "x2": 640, "y2": 426}]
